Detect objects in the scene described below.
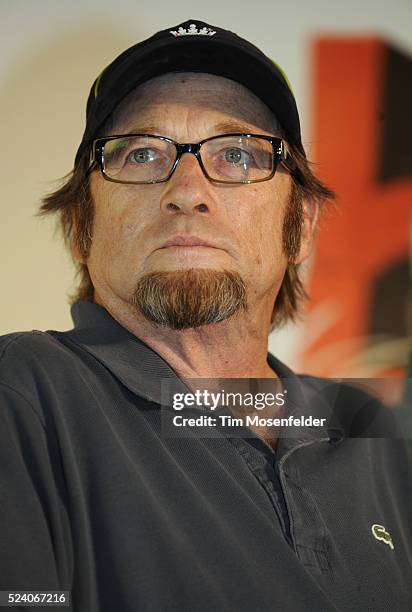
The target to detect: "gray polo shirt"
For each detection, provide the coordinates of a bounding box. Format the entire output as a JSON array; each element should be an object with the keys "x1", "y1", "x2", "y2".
[{"x1": 0, "y1": 301, "x2": 411, "y2": 611}]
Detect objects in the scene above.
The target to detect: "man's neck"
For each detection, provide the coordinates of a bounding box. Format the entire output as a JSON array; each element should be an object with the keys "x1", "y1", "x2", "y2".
[
  {"x1": 94, "y1": 294, "x2": 277, "y2": 380},
  {"x1": 93, "y1": 293, "x2": 282, "y2": 450}
]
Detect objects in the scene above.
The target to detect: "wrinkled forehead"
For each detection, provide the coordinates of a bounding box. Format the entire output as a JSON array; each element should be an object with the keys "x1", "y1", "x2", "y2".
[{"x1": 105, "y1": 72, "x2": 282, "y2": 136}]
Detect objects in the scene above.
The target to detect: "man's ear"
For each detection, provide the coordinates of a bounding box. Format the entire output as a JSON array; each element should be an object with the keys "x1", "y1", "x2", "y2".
[
  {"x1": 293, "y1": 198, "x2": 320, "y2": 265},
  {"x1": 70, "y1": 209, "x2": 85, "y2": 264}
]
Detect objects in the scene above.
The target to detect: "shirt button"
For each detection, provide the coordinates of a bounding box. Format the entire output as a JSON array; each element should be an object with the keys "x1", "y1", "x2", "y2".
[{"x1": 328, "y1": 428, "x2": 344, "y2": 443}]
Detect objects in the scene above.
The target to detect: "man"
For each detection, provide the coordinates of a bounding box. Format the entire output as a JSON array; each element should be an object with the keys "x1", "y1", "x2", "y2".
[{"x1": 0, "y1": 19, "x2": 411, "y2": 612}]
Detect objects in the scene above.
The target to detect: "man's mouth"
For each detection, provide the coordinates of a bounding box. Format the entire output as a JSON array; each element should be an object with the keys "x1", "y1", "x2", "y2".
[{"x1": 158, "y1": 235, "x2": 218, "y2": 249}]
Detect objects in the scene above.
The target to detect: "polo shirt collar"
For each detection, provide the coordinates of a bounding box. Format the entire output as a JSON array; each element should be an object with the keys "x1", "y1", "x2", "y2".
[
  {"x1": 64, "y1": 301, "x2": 341, "y2": 446},
  {"x1": 66, "y1": 300, "x2": 185, "y2": 405}
]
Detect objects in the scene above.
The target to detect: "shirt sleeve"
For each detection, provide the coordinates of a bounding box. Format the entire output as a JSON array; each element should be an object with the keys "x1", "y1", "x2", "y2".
[{"x1": 0, "y1": 382, "x2": 74, "y2": 608}]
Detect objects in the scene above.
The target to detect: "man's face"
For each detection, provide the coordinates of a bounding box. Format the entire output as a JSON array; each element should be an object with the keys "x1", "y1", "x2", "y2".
[{"x1": 82, "y1": 73, "x2": 311, "y2": 329}]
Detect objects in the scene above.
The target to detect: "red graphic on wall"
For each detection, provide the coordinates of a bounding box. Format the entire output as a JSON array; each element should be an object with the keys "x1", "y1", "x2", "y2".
[{"x1": 300, "y1": 38, "x2": 412, "y2": 379}]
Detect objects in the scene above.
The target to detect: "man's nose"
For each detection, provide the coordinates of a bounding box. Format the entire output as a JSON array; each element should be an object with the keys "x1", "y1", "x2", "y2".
[{"x1": 160, "y1": 152, "x2": 213, "y2": 215}]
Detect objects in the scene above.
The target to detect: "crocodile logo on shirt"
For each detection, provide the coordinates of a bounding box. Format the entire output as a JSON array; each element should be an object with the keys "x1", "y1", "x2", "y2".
[{"x1": 371, "y1": 524, "x2": 394, "y2": 550}]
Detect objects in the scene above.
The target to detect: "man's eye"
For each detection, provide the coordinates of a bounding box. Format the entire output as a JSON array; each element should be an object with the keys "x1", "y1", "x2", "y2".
[
  {"x1": 127, "y1": 148, "x2": 157, "y2": 164},
  {"x1": 223, "y1": 147, "x2": 250, "y2": 165}
]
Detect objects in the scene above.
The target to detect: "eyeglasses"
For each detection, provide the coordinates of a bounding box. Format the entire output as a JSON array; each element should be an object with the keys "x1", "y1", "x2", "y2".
[{"x1": 89, "y1": 133, "x2": 295, "y2": 185}]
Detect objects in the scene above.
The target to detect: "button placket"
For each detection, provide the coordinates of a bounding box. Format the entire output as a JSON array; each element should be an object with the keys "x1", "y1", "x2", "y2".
[
  {"x1": 228, "y1": 436, "x2": 295, "y2": 547},
  {"x1": 278, "y1": 437, "x2": 333, "y2": 574}
]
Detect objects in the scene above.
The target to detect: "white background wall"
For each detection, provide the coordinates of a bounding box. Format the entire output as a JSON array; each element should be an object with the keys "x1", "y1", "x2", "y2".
[{"x1": 1, "y1": 0, "x2": 411, "y2": 363}]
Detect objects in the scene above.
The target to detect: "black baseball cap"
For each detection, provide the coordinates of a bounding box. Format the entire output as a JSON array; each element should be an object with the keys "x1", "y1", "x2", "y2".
[{"x1": 74, "y1": 19, "x2": 304, "y2": 166}]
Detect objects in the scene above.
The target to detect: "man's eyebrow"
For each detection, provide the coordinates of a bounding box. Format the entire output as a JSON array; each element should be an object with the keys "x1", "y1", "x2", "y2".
[
  {"x1": 120, "y1": 126, "x2": 162, "y2": 135},
  {"x1": 212, "y1": 121, "x2": 260, "y2": 134}
]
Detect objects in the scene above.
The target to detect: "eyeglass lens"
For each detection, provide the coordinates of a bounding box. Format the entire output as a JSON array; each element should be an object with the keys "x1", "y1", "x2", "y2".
[{"x1": 101, "y1": 135, "x2": 275, "y2": 183}]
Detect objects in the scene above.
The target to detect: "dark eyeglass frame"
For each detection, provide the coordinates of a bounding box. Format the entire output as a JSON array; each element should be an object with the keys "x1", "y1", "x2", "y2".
[{"x1": 88, "y1": 133, "x2": 297, "y2": 185}]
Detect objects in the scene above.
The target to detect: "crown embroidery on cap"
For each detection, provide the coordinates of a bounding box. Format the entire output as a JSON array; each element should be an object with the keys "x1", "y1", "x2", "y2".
[{"x1": 170, "y1": 23, "x2": 216, "y2": 37}]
